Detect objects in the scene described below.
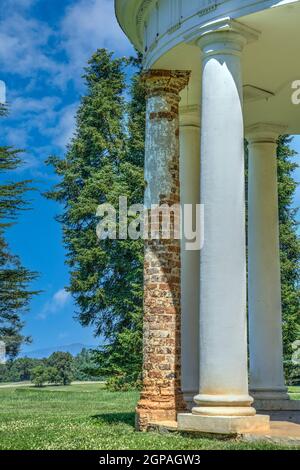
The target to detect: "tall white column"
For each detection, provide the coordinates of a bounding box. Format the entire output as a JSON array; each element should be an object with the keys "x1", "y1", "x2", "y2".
[
  {"x1": 180, "y1": 108, "x2": 200, "y2": 407},
  {"x1": 194, "y1": 28, "x2": 253, "y2": 417},
  {"x1": 247, "y1": 123, "x2": 289, "y2": 402},
  {"x1": 179, "y1": 22, "x2": 270, "y2": 434}
]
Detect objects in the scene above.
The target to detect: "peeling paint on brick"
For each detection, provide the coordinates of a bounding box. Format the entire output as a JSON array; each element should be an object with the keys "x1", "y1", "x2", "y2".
[{"x1": 136, "y1": 69, "x2": 191, "y2": 431}]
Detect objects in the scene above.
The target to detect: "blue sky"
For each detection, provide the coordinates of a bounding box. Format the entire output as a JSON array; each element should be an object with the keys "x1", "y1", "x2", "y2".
[
  {"x1": 0, "y1": 1, "x2": 299, "y2": 354},
  {"x1": 0, "y1": 0, "x2": 133, "y2": 353}
]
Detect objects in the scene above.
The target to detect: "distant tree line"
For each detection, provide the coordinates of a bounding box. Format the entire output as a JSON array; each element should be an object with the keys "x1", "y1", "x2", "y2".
[{"x1": 0, "y1": 348, "x2": 101, "y2": 386}]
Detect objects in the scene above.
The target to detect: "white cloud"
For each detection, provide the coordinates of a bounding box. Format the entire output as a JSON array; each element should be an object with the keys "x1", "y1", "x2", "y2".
[
  {"x1": 37, "y1": 289, "x2": 71, "y2": 320},
  {"x1": 3, "y1": 127, "x2": 28, "y2": 148},
  {"x1": 62, "y1": 0, "x2": 133, "y2": 65},
  {"x1": 2, "y1": 94, "x2": 62, "y2": 151},
  {"x1": 0, "y1": 14, "x2": 59, "y2": 78},
  {"x1": 0, "y1": 0, "x2": 133, "y2": 88},
  {"x1": 0, "y1": 0, "x2": 135, "y2": 173},
  {"x1": 53, "y1": 289, "x2": 71, "y2": 305},
  {"x1": 50, "y1": 102, "x2": 78, "y2": 150},
  {"x1": 2, "y1": 93, "x2": 78, "y2": 172},
  {"x1": 10, "y1": 96, "x2": 61, "y2": 117}
]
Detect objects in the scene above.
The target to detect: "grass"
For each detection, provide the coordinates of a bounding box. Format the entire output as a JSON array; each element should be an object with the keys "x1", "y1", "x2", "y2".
[
  {"x1": 0, "y1": 383, "x2": 299, "y2": 450},
  {"x1": 289, "y1": 386, "x2": 300, "y2": 400}
]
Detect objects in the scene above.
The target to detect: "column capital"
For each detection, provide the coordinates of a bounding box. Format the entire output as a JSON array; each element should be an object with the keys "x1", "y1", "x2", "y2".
[
  {"x1": 184, "y1": 18, "x2": 260, "y2": 55},
  {"x1": 246, "y1": 123, "x2": 287, "y2": 145},
  {"x1": 141, "y1": 69, "x2": 191, "y2": 98}
]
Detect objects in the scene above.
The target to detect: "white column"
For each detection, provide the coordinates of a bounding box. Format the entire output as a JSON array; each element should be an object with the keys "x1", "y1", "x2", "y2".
[
  {"x1": 178, "y1": 22, "x2": 270, "y2": 434},
  {"x1": 180, "y1": 108, "x2": 200, "y2": 407},
  {"x1": 247, "y1": 123, "x2": 289, "y2": 402},
  {"x1": 193, "y1": 28, "x2": 254, "y2": 417}
]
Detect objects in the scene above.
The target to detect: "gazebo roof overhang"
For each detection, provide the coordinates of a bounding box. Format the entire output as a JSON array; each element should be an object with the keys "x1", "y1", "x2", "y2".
[{"x1": 115, "y1": 0, "x2": 300, "y2": 135}]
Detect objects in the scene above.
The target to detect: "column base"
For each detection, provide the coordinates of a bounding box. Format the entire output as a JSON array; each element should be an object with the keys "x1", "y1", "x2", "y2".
[
  {"x1": 250, "y1": 388, "x2": 300, "y2": 411},
  {"x1": 192, "y1": 406, "x2": 256, "y2": 417},
  {"x1": 178, "y1": 413, "x2": 270, "y2": 435},
  {"x1": 136, "y1": 408, "x2": 178, "y2": 432},
  {"x1": 136, "y1": 394, "x2": 187, "y2": 432},
  {"x1": 254, "y1": 399, "x2": 300, "y2": 411},
  {"x1": 250, "y1": 387, "x2": 289, "y2": 401},
  {"x1": 193, "y1": 393, "x2": 255, "y2": 416}
]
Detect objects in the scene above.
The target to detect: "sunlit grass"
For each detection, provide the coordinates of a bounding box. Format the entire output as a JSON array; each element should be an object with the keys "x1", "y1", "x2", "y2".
[{"x1": 0, "y1": 384, "x2": 298, "y2": 450}]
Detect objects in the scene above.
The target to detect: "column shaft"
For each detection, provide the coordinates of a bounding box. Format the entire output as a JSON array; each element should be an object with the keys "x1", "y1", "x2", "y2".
[
  {"x1": 247, "y1": 126, "x2": 288, "y2": 400},
  {"x1": 180, "y1": 119, "x2": 201, "y2": 406},
  {"x1": 194, "y1": 30, "x2": 254, "y2": 416},
  {"x1": 136, "y1": 70, "x2": 190, "y2": 431}
]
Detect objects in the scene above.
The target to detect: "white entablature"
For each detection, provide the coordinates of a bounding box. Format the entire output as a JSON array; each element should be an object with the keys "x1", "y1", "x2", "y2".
[
  {"x1": 116, "y1": 1, "x2": 299, "y2": 64},
  {"x1": 116, "y1": 0, "x2": 300, "y2": 134}
]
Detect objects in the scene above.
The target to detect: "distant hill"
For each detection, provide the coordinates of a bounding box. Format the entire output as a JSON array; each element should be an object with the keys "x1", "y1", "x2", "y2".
[{"x1": 19, "y1": 343, "x2": 96, "y2": 359}]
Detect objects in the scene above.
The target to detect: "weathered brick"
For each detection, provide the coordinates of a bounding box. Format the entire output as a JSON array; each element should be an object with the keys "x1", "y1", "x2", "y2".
[{"x1": 136, "y1": 70, "x2": 190, "y2": 432}]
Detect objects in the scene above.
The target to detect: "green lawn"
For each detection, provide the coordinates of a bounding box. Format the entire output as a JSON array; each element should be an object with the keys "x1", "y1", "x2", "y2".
[
  {"x1": 0, "y1": 383, "x2": 298, "y2": 450},
  {"x1": 289, "y1": 386, "x2": 300, "y2": 400}
]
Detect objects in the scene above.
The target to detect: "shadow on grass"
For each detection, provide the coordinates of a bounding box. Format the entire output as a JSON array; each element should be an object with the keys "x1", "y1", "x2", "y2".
[{"x1": 91, "y1": 412, "x2": 135, "y2": 427}]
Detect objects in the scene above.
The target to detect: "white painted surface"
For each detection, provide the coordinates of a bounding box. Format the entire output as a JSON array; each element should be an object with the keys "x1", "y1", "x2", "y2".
[
  {"x1": 180, "y1": 118, "x2": 200, "y2": 404},
  {"x1": 116, "y1": 0, "x2": 299, "y2": 57},
  {"x1": 117, "y1": 1, "x2": 300, "y2": 136},
  {"x1": 247, "y1": 124, "x2": 288, "y2": 401},
  {"x1": 193, "y1": 28, "x2": 253, "y2": 416}
]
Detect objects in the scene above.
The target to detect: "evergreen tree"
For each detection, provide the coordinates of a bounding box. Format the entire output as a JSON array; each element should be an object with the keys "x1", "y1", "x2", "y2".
[
  {"x1": 93, "y1": 53, "x2": 145, "y2": 390},
  {"x1": 73, "y1": 348, "x2": 101, "y2": 381},
  {"x1": 277, "y1": 136, "x2": 300, "y2": 378},
  {"x1": 47, "y1": 50, "x2": 145, "y2": 389},
  {"x1": 0, "y1": 106, "x2": 38, "y2": 358},
  {"x1": 246, "y1": 136, "x2": 300, "y2": 380}
]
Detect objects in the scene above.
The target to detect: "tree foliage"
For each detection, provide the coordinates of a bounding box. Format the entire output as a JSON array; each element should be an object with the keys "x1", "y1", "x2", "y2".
[
  {"x1": 31, "y1": 365, "x2": 49, "y2": 387},
  {"x1": 0, "y1": 106, "x2": 38, "y2": 358},
  {"x1": 47, "y1": 50, "x2": 145, "y2": 390},
  {"x1": 73, "y1": 348, "x2": 100, "y2": 381},
  {"x1": 47, "y1": 352, "x2": 73, "y2": 386},
  {"x1": 0, "y1": 348, "x2": 101, "y2": 383},
  {"x1": 277, "y1": 136, "x2": 300, "y2": 379}
]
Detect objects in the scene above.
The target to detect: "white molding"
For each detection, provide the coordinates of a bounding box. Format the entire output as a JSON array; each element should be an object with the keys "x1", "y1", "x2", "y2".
[
  {"x1": 116, "y1": 0, "x2": 300, "y2": 67},
  {"x1": 135, "y1": 0, "x2": 155, "y2": 49},
  {"x1": 243, "y1": 85, "x2": 275, "y2": 103},
  {"x1": 246, "y1": 122, "x2": 288, "y2": 143},
  {"x1": 184, "y1": 18, "x2": 260, "y2": 46}
]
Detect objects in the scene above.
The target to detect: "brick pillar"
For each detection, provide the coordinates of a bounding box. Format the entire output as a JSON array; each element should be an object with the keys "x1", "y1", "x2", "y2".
[{"x1": 136, "y1": 70, "x2": 191, "y2": 431}]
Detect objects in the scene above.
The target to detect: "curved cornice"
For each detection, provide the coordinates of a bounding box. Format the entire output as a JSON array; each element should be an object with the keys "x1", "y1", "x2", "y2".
[
  {"x1": 115, "y1": 0, "x2": 300, "y2": 62},
  {"x1": 136, "y1": 0, "x2": 155, "y2": 46},
  {"x1": 115, "y1": 0, "x2": 152, "y2": 51}
]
